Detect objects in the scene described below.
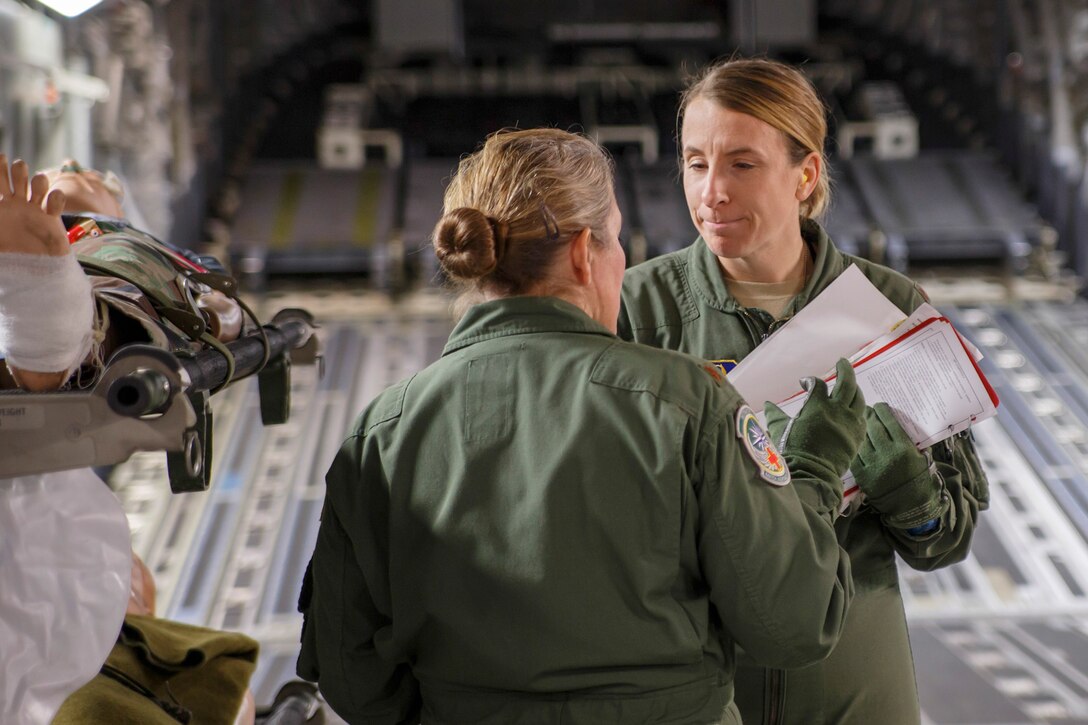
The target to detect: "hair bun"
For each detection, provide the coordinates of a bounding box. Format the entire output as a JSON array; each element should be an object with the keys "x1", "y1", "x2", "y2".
[{"x1": 433, "y1": 207, "x2": 507, "y2": 280}]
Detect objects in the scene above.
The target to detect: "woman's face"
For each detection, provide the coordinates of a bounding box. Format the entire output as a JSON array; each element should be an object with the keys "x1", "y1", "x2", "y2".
[
  {"x1": 590, "y1": 195, "x2": 627, "y2": 333},
  {"x1": 680, "y1": 98, "x2": 813, "y2": 278}
]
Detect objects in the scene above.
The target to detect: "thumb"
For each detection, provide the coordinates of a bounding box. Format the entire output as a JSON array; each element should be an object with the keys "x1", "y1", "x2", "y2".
[
  {"x1": 800, "y1": 374, "x2": 828, "y2": 398},
  {"x1": 763, "y1": 401, "x2": 791, "y2": 449}
]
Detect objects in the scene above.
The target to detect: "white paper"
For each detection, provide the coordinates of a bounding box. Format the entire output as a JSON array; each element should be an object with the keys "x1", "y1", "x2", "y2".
[
  {"x1": 0, "y1": 469, "x2": 131, "y2": 725},
  {"x1": 772, "y1": 317, "x2": 997, "y2": 449},
  {"x1": 845, "y1": 302, "x2": 941, "y2": 365},
  {"x1": 729, "y1": 265, "x2": 906, "y2": 409}
]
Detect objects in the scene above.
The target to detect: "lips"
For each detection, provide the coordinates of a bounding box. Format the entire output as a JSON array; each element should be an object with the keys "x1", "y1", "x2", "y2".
[{"x1": 701, "y1": 217, "x2": 746, "y2": 233}]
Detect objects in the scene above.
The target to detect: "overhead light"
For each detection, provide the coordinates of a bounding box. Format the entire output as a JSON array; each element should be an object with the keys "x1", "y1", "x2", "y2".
[{"x1": 37, "y1": 0, "x2": 106, "y2": 18}]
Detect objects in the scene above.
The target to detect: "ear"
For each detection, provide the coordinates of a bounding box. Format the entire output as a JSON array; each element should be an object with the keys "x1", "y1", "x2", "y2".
[
  {"x1": 796, "y1": 151, "x2": 821, "y2": 202},
  {"x1": 568, "y1": 227, "x2": 593, "y2": 286}
]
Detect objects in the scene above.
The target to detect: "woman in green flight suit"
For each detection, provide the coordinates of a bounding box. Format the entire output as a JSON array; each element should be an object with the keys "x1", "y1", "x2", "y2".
[
  {"x1": 298, "y1": 128, "x2": 867, "y2": 724},
  {"x1": 619, "y1": 58, "x2": 991, "y2": 724}
]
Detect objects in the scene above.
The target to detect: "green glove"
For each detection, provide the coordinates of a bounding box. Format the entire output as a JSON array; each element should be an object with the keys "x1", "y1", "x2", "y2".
[
  {"x1": 764, "y1": 358, "x2": 867, "y2": 487},
  {"x1": 850, "y1": 402, "x2": 948, "y2": 529}
]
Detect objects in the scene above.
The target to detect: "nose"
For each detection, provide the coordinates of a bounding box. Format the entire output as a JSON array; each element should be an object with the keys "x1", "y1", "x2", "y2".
[{"x1": 700, "y1": 165, "x2": 729, "y2": 208}]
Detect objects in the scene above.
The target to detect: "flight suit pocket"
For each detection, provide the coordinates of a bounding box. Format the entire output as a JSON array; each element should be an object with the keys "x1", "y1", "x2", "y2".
[{"x1": 464, "y1": 352, "x2": 516, "y2": 445}]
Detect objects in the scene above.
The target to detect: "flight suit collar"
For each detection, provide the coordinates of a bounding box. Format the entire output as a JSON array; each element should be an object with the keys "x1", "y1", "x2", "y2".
[
  {"x1": 684, "y1": 220, "x2": 848, "y2": 317},
  {"x1": 442, "y1": 296, "x2": 615, "y2": 355}
]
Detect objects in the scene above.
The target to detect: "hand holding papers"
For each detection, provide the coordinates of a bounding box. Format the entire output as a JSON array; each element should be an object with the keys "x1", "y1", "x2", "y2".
[
  {"x1": 728, "y1": 265, "x2": 999, "y2": 507},
  {"x1": 773, "y1": 311, "x2": 999, "y2": 448}
]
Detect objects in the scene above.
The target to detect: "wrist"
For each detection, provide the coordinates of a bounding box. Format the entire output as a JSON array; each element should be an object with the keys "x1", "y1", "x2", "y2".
[
  {"x1": 869, "y1": 467, "x2": 949, "y2": 529},
  {"x1": 905, "y1": 518, "x2": 940, "y2": 536},
  {"x1": 0, "y1": 251, "x2": 94, "y2": 376}
]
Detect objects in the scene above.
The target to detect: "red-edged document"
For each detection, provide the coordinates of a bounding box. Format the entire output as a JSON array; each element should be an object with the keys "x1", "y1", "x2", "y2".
[{"x1": 770, "y1": 314, "x2": 1000, "y2": 505}]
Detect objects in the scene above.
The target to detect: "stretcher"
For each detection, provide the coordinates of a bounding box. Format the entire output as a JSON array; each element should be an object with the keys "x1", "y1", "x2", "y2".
[{"x1": 0, "y1": 308, "x2": 318, "y2": 492}]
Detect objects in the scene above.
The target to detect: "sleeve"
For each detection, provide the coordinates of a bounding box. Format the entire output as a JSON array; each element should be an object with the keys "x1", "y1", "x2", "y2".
[
  {"x1": 297, "y1": 435, "x2": 421, "y2": 725},
  {"x1": 693, "y1": 402, "x2": 854, "y2": 669},
  {"x1": 882, "y1": 428, "x2": 990, "y2": 569}
]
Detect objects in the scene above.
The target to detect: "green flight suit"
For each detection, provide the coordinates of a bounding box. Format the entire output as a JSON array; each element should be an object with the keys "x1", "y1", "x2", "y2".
[
  {"x1": 619, "y1": 221, "x2": 991, "y2": 725},
  {"x1": 298, "y1": 296, "x2": 856, "y2": 725}
]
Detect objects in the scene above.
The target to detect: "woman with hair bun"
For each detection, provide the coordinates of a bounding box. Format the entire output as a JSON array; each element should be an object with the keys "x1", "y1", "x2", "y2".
[
  {"x1": 299, "y1": 128, "x2": 865, "y2": 724},
  {"x1": 619, "y1": 58, "x2": 991, "y2": 723}
]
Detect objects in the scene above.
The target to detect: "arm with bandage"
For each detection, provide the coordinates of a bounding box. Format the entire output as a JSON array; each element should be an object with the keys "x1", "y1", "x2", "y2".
[
  {"x1": 0, "y1": 156, "x2": 96, "y2": 392},
  {"x1": 2, "y1": 155, "x2": 249, "y2": 395}
]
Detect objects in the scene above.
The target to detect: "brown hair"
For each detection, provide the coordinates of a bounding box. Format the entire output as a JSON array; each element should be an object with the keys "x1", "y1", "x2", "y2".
[
  {"x1": 433, "y1": 128, "x2": 615, "y2": 303},
  {"x1": 678, "y1": 58, "x2": 830, "y2": 219}
]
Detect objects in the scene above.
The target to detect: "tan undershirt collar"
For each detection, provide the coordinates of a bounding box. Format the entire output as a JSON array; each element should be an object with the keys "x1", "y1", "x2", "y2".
[{"x1": 723, "y1": 250, "x2": 812, "y2": 320}]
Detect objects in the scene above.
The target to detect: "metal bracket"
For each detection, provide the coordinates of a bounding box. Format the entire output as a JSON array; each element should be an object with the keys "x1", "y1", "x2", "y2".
[
  {"x1": 258, "y1": 354, "x2": 291, "y2": 426},
  {"x1": 257, "y1": 308, "x2": 322, "y2": 426},
  {"x1": 272, "y1": 308, "x2": 321, "y2": 367},
  {"x1": 166, "y1": 389, "x2": 212, "y2": 493},
  {"x1": 0, "y1": 345, "x2": 201, "y2": 487}
]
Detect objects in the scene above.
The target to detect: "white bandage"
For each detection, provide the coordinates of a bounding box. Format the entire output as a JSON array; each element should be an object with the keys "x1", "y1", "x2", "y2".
[{"x1": 0, "y1": 251, "x2": 95, "y2": 375}]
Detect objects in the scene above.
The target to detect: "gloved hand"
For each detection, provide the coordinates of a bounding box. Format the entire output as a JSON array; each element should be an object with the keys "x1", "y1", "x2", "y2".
[
  {"x1": 850, "y1": 402, "x2": 948, "y2": 529},
  {"x1": 764, "y1": 358, "x2": 867, "y2": 487}
]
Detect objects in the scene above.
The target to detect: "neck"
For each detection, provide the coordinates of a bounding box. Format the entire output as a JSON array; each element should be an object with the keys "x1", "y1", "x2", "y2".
[
  {"x1": 718, "y1": 234, "x2": 809, "y2": 284},
  {"x1": 488, "y1": 284, "x2": 604, "y2": 327}
]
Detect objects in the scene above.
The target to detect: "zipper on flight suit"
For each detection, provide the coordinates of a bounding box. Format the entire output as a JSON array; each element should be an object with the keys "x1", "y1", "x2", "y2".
[
  {"x1": 736, "y1": 306, "x2": 785, "y2": 346},
  {"x1": 738, "y1": 305, "x2": 790, "y2": 725},
  {"x1": 766, "y1": 668, "x2": 784, "y2": 725}
]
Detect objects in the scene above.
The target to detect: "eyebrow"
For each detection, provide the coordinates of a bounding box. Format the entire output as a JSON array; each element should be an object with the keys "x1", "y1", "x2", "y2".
[{"x1": 682, "y1": 145, "x2": 763, "y2": 158}]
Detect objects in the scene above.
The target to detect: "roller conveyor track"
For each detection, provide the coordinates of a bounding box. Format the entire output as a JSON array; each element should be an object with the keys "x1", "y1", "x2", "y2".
[
  {"x1": 898, "y1": 301, "x2": 1088, "y2": 723},
  {"x1": 947, "y1": 305, "x2": 1088, "y2": 540}
]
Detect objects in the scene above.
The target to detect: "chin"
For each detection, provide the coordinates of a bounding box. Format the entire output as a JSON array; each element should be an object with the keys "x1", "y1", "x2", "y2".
[{"x1": 700, "y1": 234, "x2": 750, "y2": 260}]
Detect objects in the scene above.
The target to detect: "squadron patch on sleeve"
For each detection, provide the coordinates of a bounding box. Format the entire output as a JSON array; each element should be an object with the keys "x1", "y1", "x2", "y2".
[{"x1": 735, "y1": 405, "x2": 791, "y2": 486}]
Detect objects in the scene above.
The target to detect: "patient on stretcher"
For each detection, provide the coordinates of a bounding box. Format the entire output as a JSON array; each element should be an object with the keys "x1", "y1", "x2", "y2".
[
  {"x1": 1, "y1": 157, "x2": 245, "y2": 393},
  {"x1": 0, "y1": 155, "x2": 259, "y2": 725}
]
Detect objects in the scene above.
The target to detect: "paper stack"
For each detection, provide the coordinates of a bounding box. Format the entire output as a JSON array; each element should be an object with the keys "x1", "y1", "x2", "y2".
[{"x1": 728, "y1": 265, "x2": 999, "y2": 505}]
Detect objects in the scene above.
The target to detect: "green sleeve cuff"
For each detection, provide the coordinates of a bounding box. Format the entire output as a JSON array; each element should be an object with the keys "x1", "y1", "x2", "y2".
[
  {"x1": 785, "y1": 453, "x2": 844, "y2": 518},
  {"x1": 871, "y1": 468, "x2": 949, "y2": 529}
]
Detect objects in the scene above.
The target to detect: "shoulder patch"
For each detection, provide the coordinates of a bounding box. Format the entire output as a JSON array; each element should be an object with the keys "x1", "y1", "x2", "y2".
[{"x1": 735, "y1": 405, "x2": 791, "y2": 486}]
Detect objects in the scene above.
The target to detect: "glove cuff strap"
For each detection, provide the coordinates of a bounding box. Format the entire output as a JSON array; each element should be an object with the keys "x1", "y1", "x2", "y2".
[{"x1": 871, "y1": 468, "x2": 949, "y2": 529}]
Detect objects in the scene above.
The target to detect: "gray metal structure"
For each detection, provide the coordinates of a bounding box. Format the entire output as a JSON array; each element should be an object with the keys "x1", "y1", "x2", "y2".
[
  {"x1": 400, "y1": 157, "x2": 458, "y2": 284},
  {"x1": 230, "y1": 162, "x2": 401, "y2": 288},
  {"x1": 827, "y1": 152, "x2": 1048, "y2": 274}
]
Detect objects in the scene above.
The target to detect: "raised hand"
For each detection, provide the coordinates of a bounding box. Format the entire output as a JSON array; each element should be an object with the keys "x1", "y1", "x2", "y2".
[{"x1": 0, "y1": 155, "x2": 68, "y2": 257}]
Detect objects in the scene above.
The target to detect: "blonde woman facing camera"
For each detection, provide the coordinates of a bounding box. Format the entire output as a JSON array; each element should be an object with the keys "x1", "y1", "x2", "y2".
[
  {"x1": 620, "y1": 58, "x2": 991, "y2": 724},
  {"x1": 298, "y1": 128, "x2": 866, "y2": 724}
]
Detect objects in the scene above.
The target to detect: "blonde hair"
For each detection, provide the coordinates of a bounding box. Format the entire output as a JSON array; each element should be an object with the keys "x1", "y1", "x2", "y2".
[
  {"x1": 433, "y1": 128, "x2": 615, "y2": 304},
  {"x1": 679, "y1": 58, "x2": 830, "y2": 219}
]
